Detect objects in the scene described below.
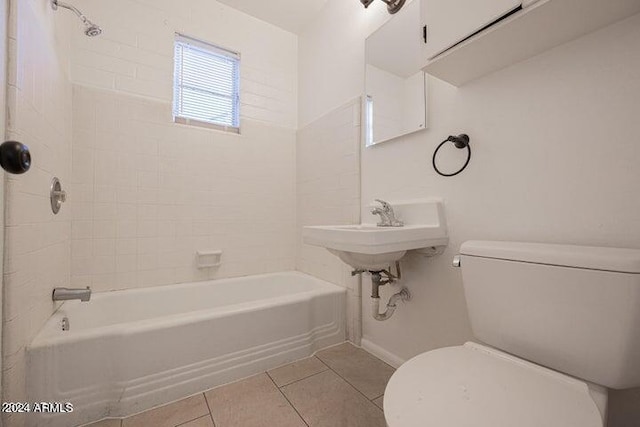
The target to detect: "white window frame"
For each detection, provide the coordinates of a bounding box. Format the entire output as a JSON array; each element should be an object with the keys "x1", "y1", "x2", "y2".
[{"x1": 173, "y1": 33, "x2": 241, "y2": 133}]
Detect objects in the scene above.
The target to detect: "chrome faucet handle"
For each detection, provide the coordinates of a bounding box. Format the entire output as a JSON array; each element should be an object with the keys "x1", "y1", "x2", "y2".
[
  {"x1": 52, "y1": 190, "x2": 67, "y2": 202},
  {"x1": 371, "y1": 206, "x2": 390, "y2": 226},
  {"x1": 373, "y1": 199, "x2": 403, "y2": 227},
  {"x1": 371, "y1": 206, "x2": 385, "y2": 215},
  {"x1": 374, "y1": 199, "x2": 392, "y2": 212}
]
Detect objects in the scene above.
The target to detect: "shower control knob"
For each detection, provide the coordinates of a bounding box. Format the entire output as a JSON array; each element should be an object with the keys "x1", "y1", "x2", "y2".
[{"x1": 0, "y1": 140, "x2": 31, "y2": 174}]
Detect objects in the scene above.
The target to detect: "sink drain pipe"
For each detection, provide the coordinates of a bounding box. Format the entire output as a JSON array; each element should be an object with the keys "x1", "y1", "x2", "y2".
[{"x1": 370, "y1": 268, "x2": 411, "y2": 321}]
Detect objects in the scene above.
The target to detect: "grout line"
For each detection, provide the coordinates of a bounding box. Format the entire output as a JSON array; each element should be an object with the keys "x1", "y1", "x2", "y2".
[
  {"x1": 266, "y1": 372, "x2": 310, "y2": 427},
  {"x1": 276, "y1": 368, "x2": 330, "y2": 389},
  {"x1": 175, "y1": 414, "x2": 214, "y2": 427},
  {"x1": 272, "y1": 364, "x2": 330, "y2": 388},
  {"x1": 354, "y1": 344, "x2": 397, "y2": 371},
  {"x1": 202, "y1": 392, "x2": 218, "y2": 427},
  {"x1": 371, "y1": 393, "x2": 384, "y2": 402},
  {"x1": 319, "y1": 341, "x2": 395, "y2": 372},
  {"x1": 315, "y1": 355, "x2": 330, "y2": 368},
  {"x1": 118, "y1": 390, "x2": 207, "y2": 423},
  {"x1": 173, "y1": 412, "x2": 211, "y2": 427},
  {"x1": 169, "y1": 399, "x2": 211, "y2": 427},
  {"x1": 315, "y1": 351, "x2": 387, "y2": 410}
]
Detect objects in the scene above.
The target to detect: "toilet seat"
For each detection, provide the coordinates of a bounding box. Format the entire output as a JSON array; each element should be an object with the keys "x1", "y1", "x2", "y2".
[{"x1": 384, "y1": 342, "x2": 605, "y2": 427}]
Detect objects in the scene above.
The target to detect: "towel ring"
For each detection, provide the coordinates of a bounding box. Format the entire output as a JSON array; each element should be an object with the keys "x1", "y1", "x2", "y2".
[{"x1": 432, "y1": 134, "x2": 471, "y2": 177}]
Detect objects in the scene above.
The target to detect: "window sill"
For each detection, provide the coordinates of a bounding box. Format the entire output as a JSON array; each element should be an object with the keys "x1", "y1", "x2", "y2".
[{"x1": 173, "y1": 116, "x2": 240, "y2": 134}]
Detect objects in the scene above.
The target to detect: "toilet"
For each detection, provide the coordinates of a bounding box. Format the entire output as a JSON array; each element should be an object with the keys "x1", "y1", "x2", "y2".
[{"x1": 384, "y1": 241, "x2": 640, "y2": 427}]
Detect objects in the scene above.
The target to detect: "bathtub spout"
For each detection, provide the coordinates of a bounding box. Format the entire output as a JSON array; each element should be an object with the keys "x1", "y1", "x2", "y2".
[{"x1": 53, "y1": 287, "x2": 91, "y2": 302}]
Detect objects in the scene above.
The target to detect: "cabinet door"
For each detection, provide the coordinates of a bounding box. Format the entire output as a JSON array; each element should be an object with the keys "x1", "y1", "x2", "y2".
[{"x1": 422, "y1": 0, "x2": 521, "y2": 59}]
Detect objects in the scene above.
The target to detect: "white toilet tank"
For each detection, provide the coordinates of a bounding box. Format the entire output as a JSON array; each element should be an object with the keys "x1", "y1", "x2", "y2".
[{"x1": 459, "y1": 241, "x2": 640, "y2": 389}]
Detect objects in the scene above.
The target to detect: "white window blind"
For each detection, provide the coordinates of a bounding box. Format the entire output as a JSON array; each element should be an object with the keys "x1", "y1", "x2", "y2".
[{"x1": 173, "y1": 34, "x2": 240, "y2": 132}]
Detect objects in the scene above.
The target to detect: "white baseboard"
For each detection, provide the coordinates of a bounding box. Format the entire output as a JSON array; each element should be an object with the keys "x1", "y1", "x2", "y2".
[{"x1": 360, "y1": 338, "x2": 406, "y2": 368}]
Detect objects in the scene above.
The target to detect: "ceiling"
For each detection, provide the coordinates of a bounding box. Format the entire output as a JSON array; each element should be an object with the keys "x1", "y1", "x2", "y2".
[{"x1": 217, "y1": 0, "x2": 330, "y2": 34}]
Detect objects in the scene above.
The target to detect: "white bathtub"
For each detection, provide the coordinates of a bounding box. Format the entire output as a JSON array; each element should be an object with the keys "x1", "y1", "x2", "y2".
[{"x1": 27, "y1": 271, "x2": 346, "y2": 427}]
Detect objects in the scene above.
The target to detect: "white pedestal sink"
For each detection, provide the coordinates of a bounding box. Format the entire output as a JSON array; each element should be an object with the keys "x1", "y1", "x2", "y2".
[{"x1": 303, "y1": 200, "x2": 448, "y2": 271}]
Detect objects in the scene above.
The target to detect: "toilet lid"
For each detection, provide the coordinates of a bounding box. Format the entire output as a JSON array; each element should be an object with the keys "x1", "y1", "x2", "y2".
[{"x1": 384, "y1": 342, "x2": 603, "y2": 427}]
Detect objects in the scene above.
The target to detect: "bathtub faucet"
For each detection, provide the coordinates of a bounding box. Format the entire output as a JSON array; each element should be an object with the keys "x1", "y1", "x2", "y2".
[{"x1": 52, "y1": 287, "x2": 92, "y2": 302}]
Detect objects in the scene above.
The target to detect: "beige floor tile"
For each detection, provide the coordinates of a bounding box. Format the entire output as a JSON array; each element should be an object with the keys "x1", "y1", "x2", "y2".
[
  {"x1": 316, "y1": 342, "x2": 395, "y2": 399},
  {"x1": 178, "y1": 415, "x2": 215, "y2": 427},
  {"x1": 84, "y1": 420, "x2": 121, "y2": 427},
  {"x1": 281, "y1": 369, "x2": 386, "y2": 427},
  {"x1": 205, "y1": 373, "x2": 306, "y2": 427},
  {"x1": 122, "y1": 394, "x2": 209, "y2": 427},
  {"x1": 268, "y1": 356, "x2": 328, "y2": 387},
  {"x1": 372, "y1": 395, "x2": 384, "y2": 410}
]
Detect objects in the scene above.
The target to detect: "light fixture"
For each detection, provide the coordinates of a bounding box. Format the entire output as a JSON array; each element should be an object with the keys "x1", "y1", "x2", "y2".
[{"x1": 360, "y1": 0, "x2": 406, "y2": 14}]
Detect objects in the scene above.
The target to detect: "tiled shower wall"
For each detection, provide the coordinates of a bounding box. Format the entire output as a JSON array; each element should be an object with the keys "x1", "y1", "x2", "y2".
[
  {"x1": 3, "y1": 0, "x2": 73, "y2": 424},
  {"x1": 69, "y1": 0, "x2": 297, "y2": 127},
  {"x1": 70, "y1": 86, "x2": 296, "y2": 290},
  {"x1": 296, "y1": 98, "x2": 361, "y2": 341},
  {"x1": 66, "y1": 0, "x2": 299, "y2": 290}
]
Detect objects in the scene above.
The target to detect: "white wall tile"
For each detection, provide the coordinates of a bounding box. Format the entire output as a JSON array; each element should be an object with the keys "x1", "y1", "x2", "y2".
[
  {"x1": 70, "y1": 85, "x2": 297, "y2": 291},
  {"x1": 70, "y1": 0, "x2": 297, "y2": 128},
  {"x1": 295, "y1": 98, "x2": 361, "y2": 342},
  {"x1": 3, "y1": 0, "x2": 73, "y2": 417}
]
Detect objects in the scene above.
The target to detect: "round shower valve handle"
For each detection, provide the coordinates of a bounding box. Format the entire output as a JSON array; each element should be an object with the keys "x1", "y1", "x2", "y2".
[
  {"x1": 50, "y1": 177, "x2": 67, "y2": 214},
  {"x1": 52, "y1": 190, "x2": 67, "y2": 203},
  {"x1": 0, "y1": 140, "x2": 31, "y2": 174}
]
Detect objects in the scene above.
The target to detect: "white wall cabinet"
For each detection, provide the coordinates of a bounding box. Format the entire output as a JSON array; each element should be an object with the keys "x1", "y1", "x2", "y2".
[
  {"x1": 421, "y1": 0, "x2": 521, "y2": 60},
  {"x1": 420, "y1": 0, "x2": 640, "y2": 86}
]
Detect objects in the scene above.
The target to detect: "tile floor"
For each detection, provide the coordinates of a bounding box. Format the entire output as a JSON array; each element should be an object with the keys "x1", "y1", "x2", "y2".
[{"x1": 86, "y1": 342, "x2": 394, "y2": 427}]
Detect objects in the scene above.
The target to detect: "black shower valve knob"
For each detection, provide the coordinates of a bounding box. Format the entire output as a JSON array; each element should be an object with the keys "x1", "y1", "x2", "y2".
[{"x1": 0, "y1": 140, "x2": 31, "y2": 174}]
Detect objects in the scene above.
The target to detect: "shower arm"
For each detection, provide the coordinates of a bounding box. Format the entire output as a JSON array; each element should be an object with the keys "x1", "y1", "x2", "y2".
[{"x1": 51, "y1": 0, "x2": 91, "y2": 26}]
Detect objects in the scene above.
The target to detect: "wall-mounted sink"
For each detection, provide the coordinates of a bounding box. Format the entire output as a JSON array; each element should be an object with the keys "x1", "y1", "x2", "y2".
[{"x1": 303, "y1": 200, "x2": 448, "y2": 271}]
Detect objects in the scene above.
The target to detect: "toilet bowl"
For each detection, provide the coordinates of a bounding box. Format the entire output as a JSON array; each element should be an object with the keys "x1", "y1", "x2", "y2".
[
  {"x1": 383, "y1": 241, "x2": 640, "y2": 427},
  {"x1": 384, "y1": 342, "x2": 606, "y2": 427}
]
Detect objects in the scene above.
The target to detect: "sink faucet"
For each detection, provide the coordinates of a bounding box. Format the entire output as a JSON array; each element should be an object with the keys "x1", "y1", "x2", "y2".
[
  {"x1": 52, "y1": 287, "x2": 91, "y2": 302},
  {"x1": 371, "y1": 199, "x2": 403, "y2": 227}
]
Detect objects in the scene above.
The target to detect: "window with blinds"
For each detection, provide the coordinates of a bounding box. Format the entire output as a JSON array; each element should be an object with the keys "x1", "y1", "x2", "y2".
[{"x1": 173, "y1": 34, "x2": 240, "y2": 133}]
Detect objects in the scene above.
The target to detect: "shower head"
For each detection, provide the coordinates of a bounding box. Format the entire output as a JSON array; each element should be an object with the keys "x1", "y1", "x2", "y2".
[
  {"x1": 51, "y1": 0, "x2": 102, "y2": 37},
  {"x1": 360, "y1": 0, "x2": 406, "y2": 14},
  {"x1": 84, "y1": 23, "x2": 102, "y2": 37}
]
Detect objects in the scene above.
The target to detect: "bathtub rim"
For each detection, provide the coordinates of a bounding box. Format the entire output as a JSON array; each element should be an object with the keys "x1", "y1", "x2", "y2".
[{"x1": 29, "y1": 271, "x2": 346, "y2": 348}]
